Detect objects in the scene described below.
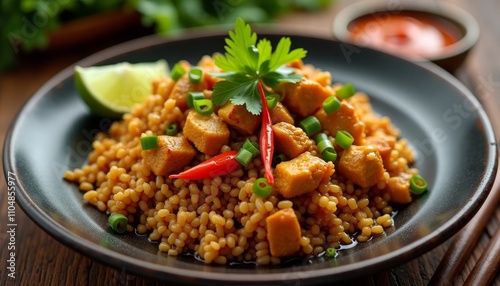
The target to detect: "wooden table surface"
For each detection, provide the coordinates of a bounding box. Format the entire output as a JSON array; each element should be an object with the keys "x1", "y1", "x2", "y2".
[{"x1": 1, "y1": 1, "x2": 499, "y2": 285}]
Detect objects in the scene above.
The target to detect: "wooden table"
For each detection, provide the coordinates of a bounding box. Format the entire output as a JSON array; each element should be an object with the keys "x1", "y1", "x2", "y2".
[{"x1": 1, "y1": 1, "x2": 499, "y2": 285}]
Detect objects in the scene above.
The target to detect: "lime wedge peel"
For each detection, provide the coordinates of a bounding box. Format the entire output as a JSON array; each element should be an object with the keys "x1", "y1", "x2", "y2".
[{"x1": 74, "y1": 60, "x2": 169, "y2": 118}]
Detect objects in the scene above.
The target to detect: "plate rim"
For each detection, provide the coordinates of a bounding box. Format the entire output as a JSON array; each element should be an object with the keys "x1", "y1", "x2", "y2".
[{"x1": 3, "y1": 26, "x2": 498, "y2": 284}]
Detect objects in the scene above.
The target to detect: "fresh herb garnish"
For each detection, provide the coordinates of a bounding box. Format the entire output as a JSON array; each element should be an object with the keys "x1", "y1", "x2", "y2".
[{"x1": 211, "y1": 18, "x2": 307, "y2": 115}]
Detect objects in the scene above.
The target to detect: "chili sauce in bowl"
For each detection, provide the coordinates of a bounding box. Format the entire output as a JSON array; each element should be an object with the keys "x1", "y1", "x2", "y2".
[{"x1": 333, "y1": 1, "x2": 479, "y2": 72}]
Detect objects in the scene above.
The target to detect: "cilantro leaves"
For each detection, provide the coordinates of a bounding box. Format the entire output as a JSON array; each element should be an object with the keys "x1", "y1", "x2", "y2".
[{"x1": 212, "y1": 18, "x2": 307, "y2": 115}]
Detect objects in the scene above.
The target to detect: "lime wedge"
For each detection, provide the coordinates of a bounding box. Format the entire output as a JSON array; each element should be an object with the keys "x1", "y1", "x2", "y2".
[{"x1": 74, "y1": 60, "x2": 168, "y2": 118}]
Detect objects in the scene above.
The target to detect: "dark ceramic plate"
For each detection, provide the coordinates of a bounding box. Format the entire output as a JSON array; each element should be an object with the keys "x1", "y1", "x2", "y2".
[{"x1": 3, "y1": 28, "x2": 497, "y2": 285}]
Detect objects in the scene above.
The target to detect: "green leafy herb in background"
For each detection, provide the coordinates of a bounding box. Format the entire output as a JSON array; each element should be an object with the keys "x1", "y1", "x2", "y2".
[{"x1": 0, "y1": 0, "x2": 333, "y2": 72}]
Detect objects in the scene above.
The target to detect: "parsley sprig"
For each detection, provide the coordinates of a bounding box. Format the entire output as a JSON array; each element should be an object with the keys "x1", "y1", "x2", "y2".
[{"x1": 211, "y1": 18, "x2": 307, "y2": 115}]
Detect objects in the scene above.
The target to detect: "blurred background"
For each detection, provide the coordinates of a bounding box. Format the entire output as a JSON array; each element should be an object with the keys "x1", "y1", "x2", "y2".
[{"x1": 0, "y1": 0, "x2": 334, "y2": 71}]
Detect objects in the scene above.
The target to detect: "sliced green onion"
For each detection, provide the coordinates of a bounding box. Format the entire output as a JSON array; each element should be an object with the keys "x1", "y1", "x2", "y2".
[
  {"x1": 335, "y1": 130, "x2": 354, "y2": 149},
  {"x1": 140, "y1": 135, "x2": 159, "y2": 150},
  {"x1": 272, "y1": 153, "x2": 288, "y2": 166},
  {"x1": 108, "y1": 213, "x2": 128, "y2": 233},
  {"x1": 236, "y1": 149, "x2": 253, "y2": 167},
  {"x1": 170, "y1": 63, "x2": 186, "y2": 81},
  {"x1": 193, "y1": 99, "x2": 213, "y2": 115},
  {"x1": 336, "y1": 83, "x2": 356, "y2": 99},
  {"x1": 253, "y1": 178, "x2": 273, "y2": 198},
  {"x1": 187, "y1": 91, "x2": 205, "y2": 108},
  {"x1": 322, "y1": 96, "x2": 341, "y2": 114},
  {"x1": 188, "y1": 66, "x2": 203, "y2": 83},
  {"x1": 315, "y1": 133, "x2": 329, "y2": 144},
  {"x1": 325, "y1": 247, "x2": 336, "y2": 258},
  {"x1": 317, "y1": 138, "x2": 334, "y2": 154},
  {"x1": 300, "y1": 116, "x2": 322, "y2": 137},
  {"x1": 242, "y1": 139, "x2": 260, "y2": 157},
  {"x1": 166, "y1": 122, "x2": 178, "y2": 136},
  {"x1": 410, "y1": 175, "x2": 428, "y2": 195},
  {"x1": 322, "y1": 149, "x2": 337, "y2": 162},
  {"x1": 266, "y1": 93, "x2": 280, "y2": 109}
]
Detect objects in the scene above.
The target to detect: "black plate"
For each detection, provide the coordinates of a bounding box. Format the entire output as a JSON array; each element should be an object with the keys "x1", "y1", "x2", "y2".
[{"x1": 3, "y1": 28, "x2": 497, "y2": 285}]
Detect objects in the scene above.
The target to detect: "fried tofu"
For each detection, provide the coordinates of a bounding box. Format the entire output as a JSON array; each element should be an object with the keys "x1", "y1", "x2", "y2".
[
  {"x1": 314, "y1": 101, "x2": 365, "y2": 145},
  {"x1": 217, "y1": 102, "x2": 261, "y2": 135},
  {"x1": 142, "y1": 135, "x2": 196, "y2": 176},
  {"x1": 272, "y1": 122, "x2": 312, "y2": 159},
  {"x1": 274, "y1": 152, "x2": 334, "y2": 198},
  {"x1": 183, "y1": 110, "x2": 230, "y2": 156},
  {"x1": 281, "y1": 78, "x2": 331, "y2": 117},
  {"x1": 270, "y1": 102, "x2": 294, "y2": 125},
  {"x1": 385, "y1": 176, "x2": 412, "y2": 204},
  {"x1": 266, "y1": 208, "x2": 301, "y2": 257},
  {"x1": 337, "y1": 145, "x2": 385, "y2": 188}
]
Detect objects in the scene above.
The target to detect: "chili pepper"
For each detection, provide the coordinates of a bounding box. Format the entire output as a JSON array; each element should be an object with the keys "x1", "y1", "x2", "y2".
[
  {"x1": 169, "y1": 150, "x2": 240, "y2": 180},
  {"x1": 257, "y1": 82, "x2": 275, "y2": 185}
]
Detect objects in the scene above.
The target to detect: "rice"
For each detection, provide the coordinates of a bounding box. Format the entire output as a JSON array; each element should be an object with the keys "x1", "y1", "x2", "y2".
[{"x1": 64, "y1": 56, "x2": 418, "y2": 265}]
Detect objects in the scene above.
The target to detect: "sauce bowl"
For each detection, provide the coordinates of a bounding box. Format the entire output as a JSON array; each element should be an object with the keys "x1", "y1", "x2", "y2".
[{"x1": 333, "y1": 1, "x2": 480, "y2": 72}]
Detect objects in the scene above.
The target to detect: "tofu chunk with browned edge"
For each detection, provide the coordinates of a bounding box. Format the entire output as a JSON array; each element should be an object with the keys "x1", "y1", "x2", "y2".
[
  {"x1": 142, "y1": 135, "x2": 197, "y2": 176},
  {"x1": 266, "y1": 208, "x2": 301, "y2": 257},
  {"x1": 281, "y1": 78, "x2": 331, "y2": 117},
  {"x1": 272, "y1": 122, "x2": 312, "y2": 159},
  {"x1": 337, "y1": 145, "x2": 385, "y2": 188},
  {"x1": 183, "y1": 110, "x2": 230, "y2": 156},
  {"x1": 217, "y1": 102, "x2": 260, "y2": 135},
  {"x1": 314, "y1": 101, "x2": 365, "y2": 145},
  {"x1": 274, "y1": 152, "x2": 334, "y2": 198},
  {"x1": 270, "y1": 102, "x2": 294, "y2": 125}
]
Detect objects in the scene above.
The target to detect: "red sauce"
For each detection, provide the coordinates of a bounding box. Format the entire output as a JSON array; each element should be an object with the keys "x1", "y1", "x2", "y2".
[{"x1": 347, "y1": 12, "x2": 462, "y2": 58}]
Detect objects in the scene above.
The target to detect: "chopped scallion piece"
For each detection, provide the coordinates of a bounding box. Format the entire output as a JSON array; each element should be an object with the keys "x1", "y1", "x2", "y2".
[
  {"x1": 266, "y1": 93, "x2": 280, "y2": 109},
  {"x1": 193, "y1": 99, "x2": 213, "y2": 115},
  {"x1": 187, "y1": 91, "x2": 205, "y2": 108},
  {"x1": 108, "y1": 213, "x2": 128, "y2": 233},
  {"x1": 166, "y1": 122, "x2": 178, "y2": 136},
  {"x1": 300, "y1": 116, "x2": 322, "y2": 137},
  {"x1": 335, "y1": 130, "x2": 354, "y2": 149},
  {"x1": 322, "y1": 149, "x2": 337, "y2": 162},
  {"x1": 171, "y1": 63, "x2": 186, "y2": 81},
  {"x1": 253, "y1": 178, "x2": 273, "y2": 198},
  {"x1": 315, "y1": 133, "x2": 329, "y2": 144},
  {"x1": 410, "y1": 175, "x2": 428, "y2": 195},
  {"x1": 336, "y1": 83, "x2": 356, "y2": 99},
  {"x1": 325, "y1": 247, "x2": 336, "y2": 258},
  {"x1": 140, "y1": 135, "x2": 159, "y2": 150},
  {"x1": 317, "y1": 137, "x2": 334, "y2": 154},
  {"x1": 236, "y1": 149, "x2": 253, "y2": 167},
  {"x1": 242, "y1": 139, "x2": 260, "y2": 157},
  {"x1": 188, "y1": 66, "x2": 203, "y2": 83},
  {"x1": 322, "y1": 96, "x2": 341, "y2": 114}
]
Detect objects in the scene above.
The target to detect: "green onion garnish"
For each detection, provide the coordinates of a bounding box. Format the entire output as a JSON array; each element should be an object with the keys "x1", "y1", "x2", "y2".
[
  {"x1": 193, "y1": 99, "x2": 213, "y2": 115},
  {"x1": 170, "y1": 63, "x2": 186, "y2": 81},
  {"x1": 108, "y1": 213, "x2": 128, "y2": 233},
  {"x1": 410, "y1": 175, "x2": 428, "y2": 195},
  {"x1": 322, "y1": 96, "x2": 341, "y2": 114},
  {"x1": 242, "y1": 139, "x2": 260, "y2": 157},
  {"x1": 335, "y1": 130, "x2": 354, "y2": 149},
  {"x1": 187, "y1": 91, "x2": 205, "y2": 108},
  {"x1": 336, "y1": 83, "x2": 356, "y2": 99},
  {"x1": 325, "y1": 247, "x2": 336, "y2": 258},
  {"x1": 188, "y1": 66, "x2": 203, "y2": 83},
  {"x1": 236, "y1": 149, "x2": 253, "y2": 167},
  {"x1": 266, "y1": 93, "x2": 280, "y2": 109},
  {"x1": 140, "y1": 135, "x2": 159, "y2": 150},
  {"x1": 300, "y1": 115, "x2": 322, "y2": 137},
  {"x1": 322, "y1": 149, "x2": 337, "y2": 162},
  {"x1": 166, "y1": 122, "x2": 178, "y2": 136},
  {"x1": 253, "y1": 178, "x2": 273, "y2": 198}
]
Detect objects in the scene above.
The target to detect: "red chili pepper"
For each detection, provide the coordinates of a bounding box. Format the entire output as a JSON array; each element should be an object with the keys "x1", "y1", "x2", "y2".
[
  {"x1": 169, "y1": 150, "x2": 240, "y2": 180},
  {"x1": 257, "y1": 82, "x2": 275, "y2": 185}
]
